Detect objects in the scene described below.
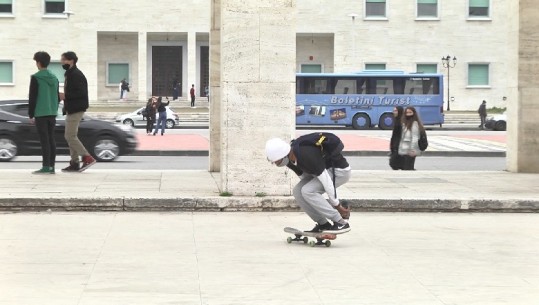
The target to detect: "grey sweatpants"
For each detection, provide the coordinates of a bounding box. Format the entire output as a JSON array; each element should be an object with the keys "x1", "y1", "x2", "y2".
[{"x1": 292, "y1": 167, "x2": 352, "y2": 224}]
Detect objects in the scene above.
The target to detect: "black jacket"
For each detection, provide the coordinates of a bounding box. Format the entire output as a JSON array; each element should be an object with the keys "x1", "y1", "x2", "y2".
[
  {"x1": 64, "y1": 65, "x2": 89, "y2": 114},
  {"x1": 390, "y1": 107, "x2": 404, "y2": 154},
  {"x1": 156, "y1": 99, "x2": 170, "y2": 113}
]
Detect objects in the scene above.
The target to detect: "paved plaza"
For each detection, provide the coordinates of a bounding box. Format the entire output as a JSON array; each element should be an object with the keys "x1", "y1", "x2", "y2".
[{"x1": 0, "y1": 212, "x2": 538, "y2": 305}]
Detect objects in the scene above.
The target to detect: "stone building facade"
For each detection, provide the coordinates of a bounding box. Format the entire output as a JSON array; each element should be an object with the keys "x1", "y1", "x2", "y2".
[{"x1": 0, "y1": 0, "x2": 510, "y2": 110}]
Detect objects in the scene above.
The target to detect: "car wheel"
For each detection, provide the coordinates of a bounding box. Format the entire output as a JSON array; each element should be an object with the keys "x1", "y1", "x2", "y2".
[
  {"x1": 123, "y1": 119, "x2": 134, "y2": 127},
  {"x1": 352, "y1": 113, "x2": 371, "y2": 130},
  {"x1": 0, "y1": 136, "x2": 17, "y2": 162},
  {"x1": 166, "y1": 119, "x2": 175, "y2": 129},
  {"x1": 494, "y1": 120, "x2": 506, "y2": 131},
  {"x1": 92, "y1": 136, "x2": 120, "y2": 162},
  {"x1": 378, "y1": 113, "x2": 394, "y2": 130}
]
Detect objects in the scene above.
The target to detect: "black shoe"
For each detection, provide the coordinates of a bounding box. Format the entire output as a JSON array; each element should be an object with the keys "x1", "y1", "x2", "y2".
[
  {"x1": 323, "y1": 222, "x2": 351, "y2": 234},
  {"x1": 306, "y1": 222, "x2": 332, "y2": 233},
  {"x1": 61, "y1": 161, "x2": 80, "y2": 172}
]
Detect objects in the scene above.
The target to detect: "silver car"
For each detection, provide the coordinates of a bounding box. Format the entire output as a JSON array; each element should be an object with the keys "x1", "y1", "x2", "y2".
[{"x1": 116, "y1": 106, "x2": 179, "y2": 129}]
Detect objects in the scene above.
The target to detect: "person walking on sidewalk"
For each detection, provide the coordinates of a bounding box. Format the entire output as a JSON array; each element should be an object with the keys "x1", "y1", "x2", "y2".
[
  {"x1": 478, "y1": 100, "x2": 487, "y2": 129},
  {"x1": 265, "y1": 133, "x2": 352, "y2": 234},
  {"x1": 153, "y1": 96, "x2": 170, "y2": 136},
  {"x1": 28, "y1": 51, "x2": 60, "y2": 174},
  {"x1": 389, "y1": 106, "x2": 404, "y2": 170},
  {"x1": 398, "y1": 106, "x2": 424, "y2": 170},
  {"x1": 190, "y1": 84, "x2": 196, "y2": 107},
  {"x1": 145, "y1": 97, "x2": 157, "y2": 135},
  {"x1": 59, "y1": 51, "x2": 96, "y2": 172}
]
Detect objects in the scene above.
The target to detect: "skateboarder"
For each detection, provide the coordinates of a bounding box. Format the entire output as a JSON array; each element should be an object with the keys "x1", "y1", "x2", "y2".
[{"x1": 265, "y1": 133, "x2": 351, "y2": 234}]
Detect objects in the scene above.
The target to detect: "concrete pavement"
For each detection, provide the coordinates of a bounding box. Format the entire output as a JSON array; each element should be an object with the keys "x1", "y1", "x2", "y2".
[
  {"x1": 1, "y1": 169, "x2": 537, "y2": 212},
  {"x1": 0, "y1": 212, "x2": 538, "y2": 304}
]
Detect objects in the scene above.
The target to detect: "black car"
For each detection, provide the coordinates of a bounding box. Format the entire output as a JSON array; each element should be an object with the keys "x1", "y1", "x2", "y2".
[{"x1": 0, "y1": 100, "x2": 137, "y2": 162}]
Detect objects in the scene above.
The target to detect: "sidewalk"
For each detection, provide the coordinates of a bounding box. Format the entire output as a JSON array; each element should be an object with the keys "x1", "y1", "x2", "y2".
[
  {"x1": 1, "y1": 169, "x2": 537, "y2": 212},
  {"x1": 1, "y1": 212, "x2": 538, "y2": 305},
  {"x1": 133, "y1": 131, "x2": 507, "y2": 157}
]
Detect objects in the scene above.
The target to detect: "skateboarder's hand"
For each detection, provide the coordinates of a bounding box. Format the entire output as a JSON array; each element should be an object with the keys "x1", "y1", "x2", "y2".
[{"x1": 336, "y1": 204, "x2": 351, "y2": 220}]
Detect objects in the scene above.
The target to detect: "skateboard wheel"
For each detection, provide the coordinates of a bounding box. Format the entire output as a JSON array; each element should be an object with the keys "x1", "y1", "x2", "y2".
[
  {"x1": 308, "y1": 241, "x2": 315, "y2": 247},
  {"x1": 287, "y1": 237, "x2": 292, "y2": 244},
  {"x1": 303, "y1": 237, "x2": 308, "y2": 244},
  {"x1": 325, "y1": 240, "x2": 331, "y2": 247}
]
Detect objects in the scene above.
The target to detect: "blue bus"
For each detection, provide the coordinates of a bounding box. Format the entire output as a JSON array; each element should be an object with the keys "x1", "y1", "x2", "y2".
[{"x1": 296, "y1": 71, "x2": 444, "y2": 129}]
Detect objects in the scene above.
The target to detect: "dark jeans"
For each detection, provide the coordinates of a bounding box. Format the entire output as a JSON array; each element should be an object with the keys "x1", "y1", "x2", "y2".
[
  {"x1": 146, "y1": 117, "x2": 154, "y2": 134},
  {"x1": 153, "y1": 111, "x2": 167, "y2": 135},
  {"x1": 389, "y1": 152, "x2": 404, "y2": 170},
  {"x1": 401, "y1": 155, "x2": 416, "y2": 170},
  {"x1": 35, "y1": 116, "x2": 56, "y2": 168},
  {"x1": 480, "y1": 115, "x2": 487, "y2": 128},
  {"x1": 191, "y1": 95, "x2": 195, "y2": 107}
]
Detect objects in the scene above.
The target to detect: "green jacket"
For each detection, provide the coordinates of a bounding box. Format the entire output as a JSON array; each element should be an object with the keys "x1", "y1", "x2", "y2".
[{"x1": 28, "y1": 69, "x2": 59, "y2": 118}]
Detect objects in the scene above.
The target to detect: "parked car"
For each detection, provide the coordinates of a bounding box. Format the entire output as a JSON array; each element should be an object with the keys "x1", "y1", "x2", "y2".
[
  {"x1": 485, "y1": 112, "x2": 507, "y2": 131},
  {"x1": 0, "y1": 100, "x2": 137, "y2": 162},
  {"x1": 116, "y1": 106, "x2": 179, "y2": 129}
]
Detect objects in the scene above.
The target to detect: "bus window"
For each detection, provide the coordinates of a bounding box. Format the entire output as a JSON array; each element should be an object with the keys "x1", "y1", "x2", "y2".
[
  {"x1": 367, "y1": 78, "x2": 403, "y2": 94},
  {"x1": 404, "y1": 77, "x2": 440, "y2": 95},
  {"x1": 334, "y1": 78, "x2": 357, "y2": 94},
  {"x1": 297, "y1": 77, "x2": 333, "y2": 94}
]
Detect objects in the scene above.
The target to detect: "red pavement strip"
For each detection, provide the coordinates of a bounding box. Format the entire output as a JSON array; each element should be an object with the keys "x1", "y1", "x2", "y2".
[{"x1": 135, "y1": 133, "x2": 507, "y2": 152}]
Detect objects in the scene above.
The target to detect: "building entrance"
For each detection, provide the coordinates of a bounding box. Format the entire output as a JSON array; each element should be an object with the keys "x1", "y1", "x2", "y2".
[{"x1": 152, "y1": 46, "x2": 183, "y2": 97}]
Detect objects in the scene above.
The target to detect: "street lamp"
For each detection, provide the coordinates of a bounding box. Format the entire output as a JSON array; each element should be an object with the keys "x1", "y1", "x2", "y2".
[
  {"x1": 348, "y1": 13, "x2": 358, "y2": 67},
  {"x1": 441, "y1": 55, "x2": 457, "y2": 111}
]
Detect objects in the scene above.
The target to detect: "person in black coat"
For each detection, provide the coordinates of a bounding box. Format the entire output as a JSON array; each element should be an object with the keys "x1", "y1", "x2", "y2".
[
  {"x1": 389, "y1": 106, "x2": 404, "y2": 170},
  {"x1": 478, "y1": 100, "x2": 487, "y2": 129}
]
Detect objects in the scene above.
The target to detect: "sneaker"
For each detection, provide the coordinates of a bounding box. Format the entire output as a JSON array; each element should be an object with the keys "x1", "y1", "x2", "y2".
[
  {"x1": 32, "y1": 167, "x2": 55, "y2": 175},
  {"x1": 62, "y1": 161, "x2": 80, "y2": 172},
  {"x1": 323, "y1": 222, "x2": 351, "y2": 234},
  {"x1": 306, "y1": 222, "x2": 333, "y2": 233},
  {"x1": 79, "y1": 155, "x2": 96, "y2": 172}
]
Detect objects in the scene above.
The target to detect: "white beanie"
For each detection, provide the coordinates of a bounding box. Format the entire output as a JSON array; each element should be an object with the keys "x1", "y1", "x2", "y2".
[{"x1": 265, "y1": 138, "x2": 291, "y2": 162}]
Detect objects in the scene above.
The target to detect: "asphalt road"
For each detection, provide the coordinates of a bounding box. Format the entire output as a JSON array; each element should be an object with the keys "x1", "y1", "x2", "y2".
[{"x1": 4, "y1": 156, "x2": 506, "y2": 171}]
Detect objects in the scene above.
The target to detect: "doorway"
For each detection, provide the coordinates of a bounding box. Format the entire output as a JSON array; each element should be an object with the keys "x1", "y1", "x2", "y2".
[{"x1": 152, "y1": 46, "x2": 183, "y2": 97}]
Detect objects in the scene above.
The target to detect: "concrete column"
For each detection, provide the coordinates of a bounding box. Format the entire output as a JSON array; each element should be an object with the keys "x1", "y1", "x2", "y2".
[
  {"x1": 507, "y1": 0, "x2": 539, "y2": 173},
  {"x1": 187, "y1": 32, "x2": 197, "y2": 97},
  {"x1": 137, "y1": 31, "x2": 148, "y2": 101},
  {"x1": 218, "y1": 0, "x2": 296, "y2": 195},
  {"x1": 209, "y1": 0, "x2": 221, "y2": 172}
]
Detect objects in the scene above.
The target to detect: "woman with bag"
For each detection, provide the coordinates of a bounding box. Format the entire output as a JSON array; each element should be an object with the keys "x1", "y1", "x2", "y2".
[
  {"x1": 389, "y1": 106, "x2": 404, "y2": 170},
  {"x1": 398, "y1": 106, "x2": 425, "y2": 170}
]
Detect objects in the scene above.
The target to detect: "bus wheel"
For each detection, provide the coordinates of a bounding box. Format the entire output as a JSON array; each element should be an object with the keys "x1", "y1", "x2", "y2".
[
  {"x1": 378, "y1": 113, "x2": 394, "y2": 130},
  {"x1": 352, "y1": 113, "x2": 371, "y2": 130}
]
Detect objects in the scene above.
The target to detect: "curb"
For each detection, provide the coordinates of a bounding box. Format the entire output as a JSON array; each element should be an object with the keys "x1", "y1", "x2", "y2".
[
  {"x1": 0, "y1": 197, "x2": 536, "y2": 212},
  {"x1": 131, "y1": 150, "x2": 506, "y2": 157}
]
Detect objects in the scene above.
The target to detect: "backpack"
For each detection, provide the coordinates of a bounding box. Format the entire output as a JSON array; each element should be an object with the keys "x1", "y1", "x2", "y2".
[
  {"x1": 141, "y1": 107, "x2": 148, "y2": 117},
  {"x1": 291, "y1": 132, "x2": 344, "y2": 160},
  {"x1": 418, "y1": 130, "x2": 428, "y2": 151}
]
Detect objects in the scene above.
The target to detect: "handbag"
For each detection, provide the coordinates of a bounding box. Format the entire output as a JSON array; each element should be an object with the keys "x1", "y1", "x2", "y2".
[{"x1": 418, "y1": 130, "x2": 428, "y2": 151}]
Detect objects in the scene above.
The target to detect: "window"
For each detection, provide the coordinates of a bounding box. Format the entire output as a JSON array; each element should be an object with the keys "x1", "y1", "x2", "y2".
[
  {"x1": 405, "y1": 77, "x2": 440, "y2": 95},
  {"x1": 297, "y1": 77, "x2": 332, "y2": 94},
  {"x1": 365, "y1": 63, "x2": 386, "y2": 70},
  {"x1": 0, "y1": 61, "x2": 13, "y2": 84},
  {"x1": 365, "y1": 0, "x2": 386, "y2": 18},
  {"x1": 301, "y1": 64, "x2": 322, "y2": 73},
  {"x1": 416, "y1": 64, "x2": 437, "y2": 73},
  {"x1": 417, "y1": 0, "x2": 438, "y2": 18},
  {"x1": 0, "y1": 0, "x2": 13, "y2": 14},
  {"x1": 107, "y1": 63, "x2": 129, "y2": 85},
  {"x1": 468, "y1": 64, "x2": 489, "y2": 86},
  {"x1": 44, "y1": 0, "x2": 65, "y2": 14},
  {"x1": 48, "y1": 62, "x2": 65, "y2": 84},
  {"x1": 469, "y1": 0, "x2": 489, "y2": 17}
]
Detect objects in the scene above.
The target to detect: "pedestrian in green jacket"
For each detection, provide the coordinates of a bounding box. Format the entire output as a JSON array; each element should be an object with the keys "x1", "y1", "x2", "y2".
[{"x1": 28, "y1": 51, "x2": 60, "y2": 174}]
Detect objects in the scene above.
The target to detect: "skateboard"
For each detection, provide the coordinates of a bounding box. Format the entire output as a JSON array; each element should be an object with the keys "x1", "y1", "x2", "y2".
[{"x1": 284, "y1": 227, "x2": 337, "y2": 247}]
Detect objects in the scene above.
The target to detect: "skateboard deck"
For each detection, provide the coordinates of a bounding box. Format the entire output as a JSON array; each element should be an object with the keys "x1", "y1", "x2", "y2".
[{"x1": 284, "y1": 227, "x2": 337, "y2": 247}]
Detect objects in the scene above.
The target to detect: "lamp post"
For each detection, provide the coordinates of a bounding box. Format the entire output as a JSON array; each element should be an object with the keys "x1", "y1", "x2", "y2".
[{"x1": 441, "y1": 55, "x2": 457, "y2": 111}]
